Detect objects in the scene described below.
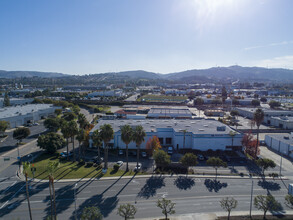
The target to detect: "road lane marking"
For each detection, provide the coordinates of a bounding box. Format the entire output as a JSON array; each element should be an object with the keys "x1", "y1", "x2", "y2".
[
  {"x1": 0, "y1": 183, "x2": 25, "y2": 209},
  {"x1": 0, "y1": 181, "x2": 17, "y2": 196}
]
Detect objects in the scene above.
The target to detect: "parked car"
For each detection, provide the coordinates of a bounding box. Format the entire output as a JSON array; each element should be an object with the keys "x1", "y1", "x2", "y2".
[
  {"x1": 22, "y1": 154, "x2": 32, "y2": 162},
  {"x1": 141, "y1": 151, "x2": 147, "y2": 158},
  {"x1": 60, "y1": 151, "x2": 73, "y2": 158},
  {"x1": 197, "y1": 154, "x2": 205, "y2": 161},
  {"x1": 116, "y1": 161, "x2": 123, "y2": 167},
  {"x1": 33, "y1": 122, "x2": 39, "y2": 126},
  {"x1": 134, "y1": 163, "x2": 142, "y2": 172},
  {"x1": 118, "y1": 150, "x2": 124, "y2": 156},
  {"x1": 92, "y1": 156, "x2": 104, "y2": 164},
  {"x1": 129, "y1": 151, "x2": 137, "y2": 156},
  {"x1": 167, "y1": 147, "x2": 173, "y2": 155}
]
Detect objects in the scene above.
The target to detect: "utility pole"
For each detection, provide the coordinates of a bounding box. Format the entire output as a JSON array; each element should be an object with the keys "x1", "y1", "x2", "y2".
[{"x1": 249, "y1": 174, "x2": 254, "y2": 218}]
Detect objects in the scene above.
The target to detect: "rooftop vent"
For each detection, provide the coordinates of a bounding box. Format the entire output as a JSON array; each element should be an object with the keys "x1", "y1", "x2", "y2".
[
  {"x1": 217, "y1": 126, "x2": 226, "y2": 131},
  {"x1": 199, "y1": 129, "x2": 205, "y2": 131},
  {"x1": 284, "y1": 136, "x2": 289, "y2": 140},
  {"x1": 204, "y1": 125, "x2": 208, "y2": 127}
]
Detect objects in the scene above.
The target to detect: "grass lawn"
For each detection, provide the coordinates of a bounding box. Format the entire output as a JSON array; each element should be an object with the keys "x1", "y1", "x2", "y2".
[
  {"x1": 27, "y1": 153, "x2": 145, "y2": 180},
  {"x1": 138, "y1": 94, "x2": 188, "y2": 103}
]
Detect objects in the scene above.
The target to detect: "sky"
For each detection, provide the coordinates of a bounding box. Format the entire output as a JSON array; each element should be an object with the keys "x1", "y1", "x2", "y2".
[{"x1": 0, "y1": 0, "x2": 293, "y2": 75}]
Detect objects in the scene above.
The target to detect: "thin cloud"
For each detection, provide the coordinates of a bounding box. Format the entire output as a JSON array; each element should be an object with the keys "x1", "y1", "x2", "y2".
[
  {"x1": 244, "y1": 41, "x2": 293, "y2": 51},
  {"x1": 256, "y1": 55, "x2": 293, "y2": 69}
]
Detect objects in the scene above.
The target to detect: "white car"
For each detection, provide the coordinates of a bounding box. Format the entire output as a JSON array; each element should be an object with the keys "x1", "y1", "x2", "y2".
[
  {"x1": 197, "y1": 154, "x2": 205, "y2": 161},
  {"x1": 141, "y1": 152, "x2": 147, "y2": 158},
  {"x1": 118, "y1": 150, "x2": 124, "y2": 155},
  {"x1": 134, "y1": 163, "x2": 142, "y2": 172},
  {"x1": 116, "y1": 161, "x2": 123, "y2": 167}
]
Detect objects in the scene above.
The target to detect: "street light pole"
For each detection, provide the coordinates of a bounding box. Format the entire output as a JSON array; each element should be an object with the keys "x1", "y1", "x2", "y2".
[
  {"x1": 279, "y1": 154, "x2": 283, "y2": 177},
  {"x1": 74, "y1": 183, "x2": 78, "y2": 220},
  {"x1": 249, "y1": 175, "x2": 254, "y2": 218}
]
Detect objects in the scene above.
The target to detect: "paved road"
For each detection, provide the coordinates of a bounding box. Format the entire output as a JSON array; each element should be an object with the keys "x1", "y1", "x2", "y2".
[{"x1": 0, "y1": 175, "x2": 290, "y2": 220}]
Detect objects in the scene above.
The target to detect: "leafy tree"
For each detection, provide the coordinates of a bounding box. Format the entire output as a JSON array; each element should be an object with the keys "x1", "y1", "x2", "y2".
[
  {"x1": 4, "y1": 92, "x2": 10, "y2": 107},
  {"x1": 206, "y1": 157, "x2": 227, "y2": 179},
  {"x1": 117, "y1": 204, "x2": 137, "y2": 220},
  {"x1": 99, "y1": 124, "x2": 114, "y2": 169},
  {"x1": 285, "y1": 194, "x2": 293, "y2": 209},
  {"x1": 54, "y1": 109, "x2": 62, "y2": 116},
  {"x1": 72, "y1": 105, "x2": 80, "y2": 114},
  {"x1": 269, "y1": 100, "x2": 281, "y2": 109},
  {"x1": 230, "y1": 110, "x2": 238, "y2": 117},
  {"x1": 132, "y1": 125, "x2": 146, "y2": 169},
  {"x1": 13, "y1": 127, "x2": 30, "y2": 144},
  {"x1": 153, "y1": 149, "x2": 171, "y2": 168},
  {"x1": 22, "y1": 162, "x2": 33, "y2": 220},
  {"x1": 156, "y1": 198, "x2": 176, "y2": 220},
  {"x1": 47, "y1": 161, "x2": 59, "y2": 220},
  {"x1": 256, "y1": 158, "x2": 276, "y2": 176},
  {"x1": 44, "y1": 118, "x2": 61, "y2": 132},
  {"x1": 194, "y1": 98, "x2": 204, "y2": 117},
  {"x1": 62, "y1": 112, "x2": 77, "y2": 121},
  {"x1": 78, "y1": 113, "x2": 88, "y2": 129},
  {"x1": 222, "y1": 86, "x2": 228, "y2": 105},
  {"x1": 146, "y1": 136, "x2": 162, "y2": 156},
  {"x1": 76, "y1": 128, "x2": 85, "y2": 161},
  {"x1": 180, "y1": 153, "x2": 198, "y2": 176},
  {"x1": 260, "y1": 97, "x2": 267, "y2": 103},
  {"x1": 120, "y1": 125, "x2": 133, "y2": 171},
  {"x1": 220, "y1": 197, "x2": 237, "y2": 220},
  {"x1": 68, "y1": 120, "x2": 78, "y2": 161},
  {"x1": 254, "y1": 195, "x2": 282, "y2": 219},
  {"x1": 254, "y1": 108, "x2": 264, "y2": 158},
  {"x1": 81, "y1": 206, "x2": 103, "y2": 220},
  {"x1": 251, "y1": 99, "x2": 260, "y2": 107},
  {"x1": 37, "y1": 132, "x2": 65, "y2": 154},
  {"x1": 0, "y1": 120, "x2": 9, "y2": 136}
]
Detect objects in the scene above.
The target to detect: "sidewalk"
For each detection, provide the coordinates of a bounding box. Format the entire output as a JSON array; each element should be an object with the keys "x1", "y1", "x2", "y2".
[{"x1": 137, "y1": 210, "x2": 293, "y2": 220}]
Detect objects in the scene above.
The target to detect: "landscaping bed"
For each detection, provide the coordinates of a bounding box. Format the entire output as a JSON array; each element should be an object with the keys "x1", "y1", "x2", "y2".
[{"x1": 27, "y1": 153, "x2": 145, "y2": 180}]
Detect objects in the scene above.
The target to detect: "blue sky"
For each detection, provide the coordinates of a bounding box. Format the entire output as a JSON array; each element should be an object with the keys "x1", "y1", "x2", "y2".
[{"x1": 0, "y1": 0, "x2": 293, "y2": 75}]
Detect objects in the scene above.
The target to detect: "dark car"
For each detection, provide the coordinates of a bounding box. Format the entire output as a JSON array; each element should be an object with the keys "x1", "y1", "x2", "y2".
[{"x1": 92, "y1": 156, "x2": 104, "y2": 164}]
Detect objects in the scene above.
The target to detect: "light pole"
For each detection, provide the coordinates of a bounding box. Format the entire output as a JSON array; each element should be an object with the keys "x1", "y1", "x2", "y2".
[
  {"x1": 74, "y1": 183, "x2": 78, "y2": 220},
  {"x1": 249, "y1": 174, "x2": 254, "y2": 218},
  {"x1": 279, "y1": 153, "x2": 283, "y2": 177}
]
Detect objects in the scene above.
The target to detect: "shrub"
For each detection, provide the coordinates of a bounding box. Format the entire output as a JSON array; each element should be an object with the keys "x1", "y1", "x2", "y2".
[
  {"x1": 113, "y1": 164, "x2": 120, "y2": 171},
  {"x1": 85, "y1": 162, "x2": 93, "y2": 167}
]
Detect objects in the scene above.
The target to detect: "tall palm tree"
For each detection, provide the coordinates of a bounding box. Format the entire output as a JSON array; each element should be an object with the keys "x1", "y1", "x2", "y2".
[
  {"x1": 76, "y1": 128, "x2": 85, "y2": 162},
  {"x1": 229, "y1": 131, "x2": 236, "y2": 149},
  {"x1": 78, "y1": 113, "x2": 88, "y2": 129},
  {"x1": 132, "y1": 125, "x2": 146, "y2": 168},
  {"x1": 121, "y1": 125, "x2": 133, "y2": 171},
  {"x1": 99, "y1": 124, "x2": 114, "y2": 169},
  {"x1": 68, "y1": 120, "x2": 78, "y2": 161},
  {"x1": 61, "y1": 121, "x2": 71, "y2": 160},
  {"x1": 23, "y1": 162, "x2": 33, "y2": 220},
  {"x1": 182, "y1": 130, "x2": 187, "y2": 149},
  {"x1": 253, "y1": 108, "x2": 264, "y2": 158},
  {"x1": 92, "y1": 129, "x2": 102, "y2": 161},
  {"x1": 47, "y1": 161, "x2": 59, "y2": 220}
]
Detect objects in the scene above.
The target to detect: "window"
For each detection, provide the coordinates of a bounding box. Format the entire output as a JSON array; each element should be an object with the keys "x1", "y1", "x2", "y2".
[
  {"x1": 166, "y1": 138, "x2": 172, "y2": 145},
  {"x1": 159, "y1": 138, "x2": 163, "y2": 145}
]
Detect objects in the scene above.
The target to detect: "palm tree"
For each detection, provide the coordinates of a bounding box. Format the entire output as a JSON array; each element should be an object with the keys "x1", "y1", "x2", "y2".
[
  {"x1": 68, "y1": 120, "x2": 78, "y2": 161},
  {"x1": 61, "y1": 121, "x2": 71, "y2": 160},
  {"x1": 99, "y1": 124, "x2": 114, "y2": 169},
  {"x1": 76, "y1": 128, "x2": 85, "y2": 162},
  {"x1": 181, "y1": 130, "x2": 187, "y2": 149},
  {"x1": 121, "y1": 125, "x2": 133, "y2": 171},
  {"x1": 92, "y1": 129, "x2": 102, "y2": 161},
  {"x1": 253, "y1": 108, "x2": 264, "y2": 158},
  {"x1": 229, "y1": 131, "x2": 236, "y2": 149},
  {"x1": 132, "y1": 125, "x2": 146, "y2": 168},
  {"x1": 23, "y1": 162, "x2": 33, "y2": 220},
  {"x1": 47, "y1": 161, "x2": 59, "y2": 220},
  {"x1": 78, "y1": 113, "x2": 88, "y2": 129}
]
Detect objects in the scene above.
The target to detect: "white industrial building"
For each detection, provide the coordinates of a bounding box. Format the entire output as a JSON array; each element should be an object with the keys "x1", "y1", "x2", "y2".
[
  {"x1": 234, "y1": 107, "x2": 293, "y2": 124},
  {"x1": 147, "y1": 107, "x2": 192, "y2": 119},
  {"x1": 0, "y1": 98, "x2": 34, "y2": 107},
  {"x1": 0, "y1": 104, "x2": 60, "y2": 128},
  {"x1": 90, "y1": 119, "x2": 243, "y2": 151},
  {"x1": 88, "y1": 89, "x2": 124, "y2": 98},
  {"x1": 265, "y1": 134, "x2": 293, "y2": 158},
  {"x1": 269, "y1": 117, "x2": 293, "y2": 129}
]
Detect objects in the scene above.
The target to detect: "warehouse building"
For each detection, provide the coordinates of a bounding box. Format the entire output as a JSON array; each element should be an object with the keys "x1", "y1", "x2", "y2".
[
  {"x1": 269, "y1": 116, "x2": 293, "y2": 129},
  {"x1": 265, "y1": 133, "x2": 293, "y2": 158},
  {"x1": 147, "y1": 107, "x2": 192, "y2": 119},
  {"x1": 90, "y1": 119, "x2": 243, "y2": 151},
  {"x1": 0, "y1": 104, "x2": 60, "y2": 128},
  {"x1": 0, "y1": 98, "x2": 34, "y2": 107},
  {"x1": 234, "y1": 107, "x2": 293, "y2": 124}
]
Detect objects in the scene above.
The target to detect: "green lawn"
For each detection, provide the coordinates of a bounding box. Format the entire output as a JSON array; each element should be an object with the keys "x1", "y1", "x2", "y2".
[
  {"x1": 27, "y1": 153, "x2": 145, "y2": 180},
  {"x1": 138, "y1": 94, "x2": 188, "y2": 103}
]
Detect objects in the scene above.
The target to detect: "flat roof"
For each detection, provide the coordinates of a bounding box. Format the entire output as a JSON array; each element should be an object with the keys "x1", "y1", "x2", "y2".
[
  {"x1": 271, "y1": 116, "x2": 293, "y2": 122},
  {"x1": 0, "y1": 104, "x2": 55, "y2": 119},
  {"x1": 91, "y1": 119, "x2": 238, "y2": 135},
  {"x1": 236, "y1": 107, "x2": 293, "y2": 114},
  {"x1": 266, "y1": 134, "x2": 293, "y2": 145}
]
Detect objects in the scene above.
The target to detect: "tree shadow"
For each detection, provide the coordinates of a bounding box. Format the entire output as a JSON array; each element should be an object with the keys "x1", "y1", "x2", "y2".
[
  {"x1": 204, "y1": 179, "x2": 228, "y2": 192},
  {"x1": 137, "y1": 175, "x2": 165, "y2": 199},
  {"x1": 229, "y1": 167, "x2": 239, "y2": 174},
  {"x1": 258, "y1": 180, "x2": 281, "y2": 191},
  {"x1": 174, "y1": 176, "x2": 195, "y2": 190}
]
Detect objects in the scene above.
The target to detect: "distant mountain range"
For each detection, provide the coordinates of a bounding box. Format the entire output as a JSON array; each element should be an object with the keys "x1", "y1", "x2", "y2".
[
  {"x1": 1, "y1": 66, "x2": 293, "y2": 82},
  {"x1": 0, "y1": 70, "x2": 67, "y2": 78}
]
